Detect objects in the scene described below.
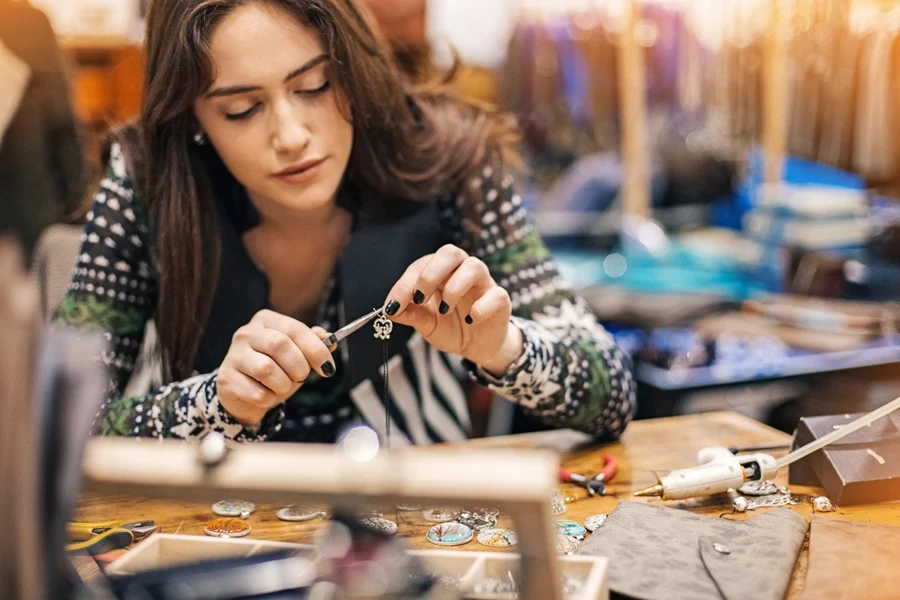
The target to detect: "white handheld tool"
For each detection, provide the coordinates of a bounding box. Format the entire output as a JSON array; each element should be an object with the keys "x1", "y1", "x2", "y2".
[
  {"x1": 634, "y1": 447, "x2": 778, "y2": 500},
  {"x1": 635, "y1": 394, "x2": 900, "y2": 501}
]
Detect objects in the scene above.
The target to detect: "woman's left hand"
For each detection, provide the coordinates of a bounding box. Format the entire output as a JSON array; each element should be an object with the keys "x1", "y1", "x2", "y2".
[{"x1": 383, "y1": 244, "x2": 524, "y2": 375}]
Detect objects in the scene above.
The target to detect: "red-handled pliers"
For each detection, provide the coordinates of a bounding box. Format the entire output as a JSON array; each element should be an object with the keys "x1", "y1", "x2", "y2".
[
  {"x1": 558, "y1": 455, "x2": 619, "y2": 497},
  {"x1": 590, "y1": 454, "x2": 618, "y2": 494},
  {"x1": 558, "y1": 466, "x2": 605, "y2": 496}
]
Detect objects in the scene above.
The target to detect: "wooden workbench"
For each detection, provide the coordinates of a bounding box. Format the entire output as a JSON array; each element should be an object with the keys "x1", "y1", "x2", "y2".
[{"x1": 73, "y1": 412, "x2": 898, "y2": 598}]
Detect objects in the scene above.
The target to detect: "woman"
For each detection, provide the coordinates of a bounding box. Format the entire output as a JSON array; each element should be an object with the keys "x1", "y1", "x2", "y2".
[{"x1": 57, "y1": 0, "x2": 635, "y2": 444}]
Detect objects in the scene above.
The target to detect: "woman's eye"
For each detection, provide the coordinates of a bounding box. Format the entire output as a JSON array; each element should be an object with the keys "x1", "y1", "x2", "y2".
[
  {"x1": 225, "y1": 104, "x2": 259, "y2": 121},
  {"x1": 297, "y1": 80, "x2": 331, "y2": 96}
]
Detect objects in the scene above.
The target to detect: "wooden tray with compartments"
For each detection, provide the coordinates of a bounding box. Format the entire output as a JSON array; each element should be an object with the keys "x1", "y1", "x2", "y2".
[{"x1": 105, "y1": 533, "x2": 609, "y2": 600}]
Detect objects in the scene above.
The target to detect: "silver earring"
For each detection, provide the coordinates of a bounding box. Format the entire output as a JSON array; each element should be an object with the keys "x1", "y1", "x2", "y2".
[{"x1": 193, "y1": 132, "x2": 206, "y2": 146}]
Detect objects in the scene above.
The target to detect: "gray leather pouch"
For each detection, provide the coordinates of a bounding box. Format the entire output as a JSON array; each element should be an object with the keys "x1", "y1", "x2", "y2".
[{"x1": 577, "y1": 501, "x2": 808, "y2": 600}]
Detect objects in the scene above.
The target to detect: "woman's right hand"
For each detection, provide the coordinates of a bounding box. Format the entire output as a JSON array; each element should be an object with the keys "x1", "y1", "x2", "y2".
[{"x1": 217, "y1": 310, "x2": 337, "y2": 427}]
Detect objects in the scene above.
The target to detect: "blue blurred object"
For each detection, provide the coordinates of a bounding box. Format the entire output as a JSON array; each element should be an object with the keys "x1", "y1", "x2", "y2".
[{"x1": 714, "y1": 148, "x2": 867, "y2": 231}]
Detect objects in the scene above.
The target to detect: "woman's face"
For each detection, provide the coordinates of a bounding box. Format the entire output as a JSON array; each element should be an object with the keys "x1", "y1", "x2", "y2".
[{"x1": 193, "y1": 2, "x2": 353, "y2": 217}]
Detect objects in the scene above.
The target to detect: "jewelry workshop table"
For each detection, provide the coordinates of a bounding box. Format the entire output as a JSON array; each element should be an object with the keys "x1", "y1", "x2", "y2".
[{"x1": 73, "y1": 411, "x2": 899, "y2": 598}]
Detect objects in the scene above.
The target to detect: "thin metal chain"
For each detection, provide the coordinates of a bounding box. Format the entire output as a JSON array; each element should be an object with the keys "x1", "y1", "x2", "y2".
[{"x1": 383, "y1": 337, "x2": 390, "y2": 448}]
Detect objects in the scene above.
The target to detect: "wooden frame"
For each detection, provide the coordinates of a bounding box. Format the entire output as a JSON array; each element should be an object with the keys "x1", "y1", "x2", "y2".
[{"x1": 83, "y1": 439, "x2": 569, "y2": 599}]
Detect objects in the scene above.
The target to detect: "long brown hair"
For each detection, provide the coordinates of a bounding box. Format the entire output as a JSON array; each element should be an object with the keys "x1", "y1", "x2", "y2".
[{"x1": 137, "y1": 0, "x2": 518, "y2": 380}]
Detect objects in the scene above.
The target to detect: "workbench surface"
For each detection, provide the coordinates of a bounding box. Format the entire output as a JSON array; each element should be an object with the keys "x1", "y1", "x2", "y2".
[{"x1": 74, "y1": 412, "x2": 898, "y2": 598}]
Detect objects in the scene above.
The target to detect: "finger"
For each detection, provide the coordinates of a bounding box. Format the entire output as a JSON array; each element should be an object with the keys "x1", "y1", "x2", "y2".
[
  {"x1": 234, "y1": 351, "x2": 296, "y2": 395},
  {"x1": 293, "y1": 324, "x2": 337, "y2": 378},
  {"x1": 253, "y1": 311, "x2": 335, "y2": 378},
  {"x1": 382, "y1": 254, "x2": 431, "y2": 318},
  {"x1": 414, "y1": 245, "x2": 469, "y2": 311},
  {"x1": 388, "y1": 293, "x2": 439, "y2": 337},
  {"x1": 311, "y1": 326, "x2": 337, "y2": 352},
  {"x1": 440, "y1": 256, "x2": 492, "y2": 314},
  {"x1": 467, "y1": 286, "x2": 512, "y2": 325},
  {"x1": 246, "y1": 328, "x2": 310, "y2": 383},
  {"x1": 224, "y1": 370, "x2": 279, "y2": 410}
]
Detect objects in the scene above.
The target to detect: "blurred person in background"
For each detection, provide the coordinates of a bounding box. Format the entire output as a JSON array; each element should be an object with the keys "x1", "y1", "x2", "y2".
[{"x1": 0, "y1": 0, "x2": 85, "y2": 263}]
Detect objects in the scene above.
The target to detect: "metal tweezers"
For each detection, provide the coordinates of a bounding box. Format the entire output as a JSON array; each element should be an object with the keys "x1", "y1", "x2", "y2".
[{"x1": 321, "y1": 307, "x2": 383, "y2": 349}]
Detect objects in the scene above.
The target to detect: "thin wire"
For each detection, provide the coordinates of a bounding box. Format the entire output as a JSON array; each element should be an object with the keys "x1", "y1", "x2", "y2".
[{"x1": 383, "y1": 337, "x2": 390, "y2": 449}]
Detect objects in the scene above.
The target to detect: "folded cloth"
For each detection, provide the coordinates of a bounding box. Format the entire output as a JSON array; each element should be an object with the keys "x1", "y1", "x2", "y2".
[
  {"x1": 577, "y1": 501, "x2": 808, "y2": 600},
  {"x1": 802, "y1": 516, "x2": 900, "y2": 600}
]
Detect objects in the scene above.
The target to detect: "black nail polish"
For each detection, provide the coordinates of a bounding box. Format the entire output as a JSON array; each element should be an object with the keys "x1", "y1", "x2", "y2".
[
  {"x1": 465, "y1": 314, "x2": 474, "y2": 325},
  {"x1": 439, "y1": 301, "x2": 450, "y2": 315},
  {"x1": 321, "y1": 362, "x2": 336, "y2": 378},
  {"x1": 385, "y1": 299, "x2": 401, "y2": 316},
  {"x1": 413, "y1": 289, "x2": 425, "y2": 305}
]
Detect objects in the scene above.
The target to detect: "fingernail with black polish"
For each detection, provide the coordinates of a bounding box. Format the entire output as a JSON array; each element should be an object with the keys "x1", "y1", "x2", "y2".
[
  {"x1": 385, "y1": 299, "x2": 401, "y2": 316},
  {"x1": 413, "y1": 289, "x2": 425, "y2": 305},
  {"x1": 439, "y1": 301, "x2": 450, "y2": 315},
  {"x1": 465, "y1": 314, "x2": 474, "y2": 325},
  {"x1": 321, "y1": 362, "x2": 336, "y2": 378}
]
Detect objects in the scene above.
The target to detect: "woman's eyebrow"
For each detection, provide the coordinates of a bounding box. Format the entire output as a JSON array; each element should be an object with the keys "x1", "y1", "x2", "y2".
[{"x1": 205, "y1": 54, "x2": 330, "y2": 99}]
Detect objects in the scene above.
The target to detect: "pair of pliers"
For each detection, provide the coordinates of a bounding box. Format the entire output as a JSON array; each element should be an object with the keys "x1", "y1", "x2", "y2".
[
  {"x1": 558, "y1": 454, "x2": 620, "y2": 497},
  {"x1": 66, "y1": 520, "x2": 158, "y2": 556},
  {"x1": 590, "y1": 454, "x2": 619, "y2": 495},
  {"x1": 67, "y1": 519, "x2": 156, "y2": 541}
]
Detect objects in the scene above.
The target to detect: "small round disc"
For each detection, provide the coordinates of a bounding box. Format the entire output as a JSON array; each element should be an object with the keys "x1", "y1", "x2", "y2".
[
  {"x1": 277, "y1": 504, "x2": 328, "y2": 522},
  {"x1": 426, "y1": 522, "x2": 473, "y2": 547},
  {"x1": 549, "y1": 490, "x2": 568, "y2": 516},
  {"x1": 360, "y1": 517, "x2": 398, "y2": 535},
  {"x1": 738, "y1": 480, "x2": 780, "y2": 496},
  {"x1": 469, "y1": 506, "x2": 500, "y2": 518},
  {"x1": 211, "y1": 499, "x2": 256, "y2": 518},
  {"x1": 477, "y1": 528, "x2": 518, "y2": 548},
  {"x1": 204, "y1": 518, "x2": 251, "y2": 538},
  {"x1": 554, "y1": 519, "x2": 587, "y2": 537},
  {"x1": 555, "y1": 534, "x2": 581, "y2": 554},
  {"x1": 583, "y1": 514, "x2": 608, "y2": 532},
  {"x1": 422, "y1": 507, "x2": 461, "y2": 523}
]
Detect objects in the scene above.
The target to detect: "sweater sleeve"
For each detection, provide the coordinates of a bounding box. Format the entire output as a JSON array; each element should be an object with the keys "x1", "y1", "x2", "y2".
[
  {"x1": 447, "y1": 154, "x2": 636, "y2": 439},
  {"x1": 54, "y1": 143, "x2": 283, "y2": 441}
]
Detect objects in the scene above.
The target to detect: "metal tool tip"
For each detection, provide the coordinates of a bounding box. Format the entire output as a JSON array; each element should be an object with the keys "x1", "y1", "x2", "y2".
[{"x1": 633, "y1": 484, "x2": 664, "y2": 497}]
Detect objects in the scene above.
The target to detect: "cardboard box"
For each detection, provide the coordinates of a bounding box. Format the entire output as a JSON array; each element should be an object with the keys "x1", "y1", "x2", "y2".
[{"x1": 789, "y1": 412, "x2": 900, "y2": 505}]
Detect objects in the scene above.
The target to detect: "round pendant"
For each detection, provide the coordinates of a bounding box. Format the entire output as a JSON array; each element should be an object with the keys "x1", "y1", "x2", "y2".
[
  {"x1": 204, "y1": 518, "x2": 251, "y2": 538},
  {"x1": 812, "y1": 496, "x2": 836, "y2": 512},
  {"x1": 554, "y1": 520, "x2": 587, "y2": 537},
  {"x1": 276, "y1": 504, "x2": 329, "y2": 522},
  {"x1": 212, "y1": 499, "x2": 256, "y2": 519},
  {"x1": 469, "y1": 506, "x2": 500, "y2": 518},
  {"x1": 457, "y1": 510, "x2": 497, "y2": 531},
  {"x1": 555, "y1": 534, "x2": 581, "y2": 554},
  {"x1": 395, "y1": 503, "x2": 423, "y2": 511},
  {"x1": 738, "y1": 480, "x2": 781, "y2": 497},
  {"x1": 360, "y1": 517, "x2": 398, "y2": 535},
  {"x1": 583, "y1": 514, "x2": 608, "y2": 532},
  {"x1": 422, "y1": 507, "x2": 461, "y2": 523},
  {"x1": 549, "y1": 490, "x2": 568, "y2": 516},
  {"x1": 426, "y1": 522, "x2": 473, "y2": 547},
  {"x1": 476, "y1": 528, "x2": 518, "y2": 548}
]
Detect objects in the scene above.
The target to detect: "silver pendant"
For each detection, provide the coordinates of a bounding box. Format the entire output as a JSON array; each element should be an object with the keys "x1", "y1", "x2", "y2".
[{"x1": 373, "y1": 311, "x2": 393, "y2": 340}]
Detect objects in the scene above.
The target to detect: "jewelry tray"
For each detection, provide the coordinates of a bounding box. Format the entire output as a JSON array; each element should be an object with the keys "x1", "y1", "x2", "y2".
[{"x1": 105, "y1": 533, "x2": 609, "y2": 600}]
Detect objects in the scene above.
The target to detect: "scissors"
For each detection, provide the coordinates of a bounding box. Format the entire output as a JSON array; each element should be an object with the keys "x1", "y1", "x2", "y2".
[{"x1": 321, "y1": 307, "x2": 384, "y2": 349}]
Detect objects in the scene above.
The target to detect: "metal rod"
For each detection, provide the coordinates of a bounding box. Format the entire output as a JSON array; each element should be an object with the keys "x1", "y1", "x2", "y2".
[{"x1": 776, "y1": 395, "x2": 900, "y2": 469}]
